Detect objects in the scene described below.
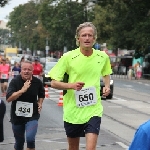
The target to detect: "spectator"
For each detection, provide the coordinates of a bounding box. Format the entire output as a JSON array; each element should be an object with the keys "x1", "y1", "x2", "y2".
[
  {"x1": 0, "y1": 99, "x2": 6, "y2": 142},
  {"x1": 133, "y1": 61, "x2": 142, "y2": 80},
  {"x1": 129, "y1": 120, "x2": 150, "y2": 150}
]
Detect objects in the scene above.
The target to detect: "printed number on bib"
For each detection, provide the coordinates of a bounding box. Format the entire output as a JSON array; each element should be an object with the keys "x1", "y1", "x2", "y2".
[
  {"x1": 1, "y1": 74, "x2": 7, "y2": 79},
  {"x1": 15, "y1": 101, "x2": 33, "y2": 117},
  {"x1": 75, "y1": 87, "x2": 97, "y2": 107}
]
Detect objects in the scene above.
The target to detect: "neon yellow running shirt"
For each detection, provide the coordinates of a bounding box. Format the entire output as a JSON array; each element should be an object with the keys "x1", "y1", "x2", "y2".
[{"x1": 49, "y1": 48, "x2": 112, "y2": 124}]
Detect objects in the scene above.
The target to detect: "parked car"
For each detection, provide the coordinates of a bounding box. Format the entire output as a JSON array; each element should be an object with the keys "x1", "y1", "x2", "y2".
[
  {"x1": 100, "y1": 75, "x2": 114, "y2": 99},
  {"x1": 43, "y1": 62, "x2": 57, "y2": 86}
]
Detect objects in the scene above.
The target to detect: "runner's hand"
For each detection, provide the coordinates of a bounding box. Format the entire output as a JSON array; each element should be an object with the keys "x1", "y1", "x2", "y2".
[
  {"x1": 38, "y1": 102, "x2": 42, "y2": 113},
  {"x1": 21, "y1": 80, "x2": 31, "y2": 93},
  {"x1": 102, "y1": 87, "x2": 110, "y2": 97},
  {"x1": 72, "y1": 82, "x2": 85, "y2": 91}
]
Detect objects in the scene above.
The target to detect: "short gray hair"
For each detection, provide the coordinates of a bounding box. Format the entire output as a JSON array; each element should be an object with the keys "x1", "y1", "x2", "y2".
[
  {"x1": 21, "y1": 60, "x2": 32, "y2": 68},
  {"x1": 75, "y1": 22, "x2": 97, "y2": 46}
]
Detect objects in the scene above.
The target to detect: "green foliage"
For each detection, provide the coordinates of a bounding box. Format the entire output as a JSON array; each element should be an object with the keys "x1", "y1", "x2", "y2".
[
  {"x1": 5, "y1": 0, "x2": 150, "y2": 56},
  {"x1": 7, "y1": 1, "x2": 47, "y2": 52},
  {"x1": 93, "y1": 0, "x2": 150, "y2": 54},
  {"x1": 0, "y1": 29, "x2": 10, "y2": 46},
  {"x1": 38, "y1": 0, "x2": 90, "y2": 50},
  {"x1": 0, "y1": 0, "x2": 9, "y2": 7}
]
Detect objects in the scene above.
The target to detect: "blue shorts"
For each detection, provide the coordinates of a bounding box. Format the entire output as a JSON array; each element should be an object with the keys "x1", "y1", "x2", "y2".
[{"x1": 64, "y1": 116, "x2": 101, "y2": 138}]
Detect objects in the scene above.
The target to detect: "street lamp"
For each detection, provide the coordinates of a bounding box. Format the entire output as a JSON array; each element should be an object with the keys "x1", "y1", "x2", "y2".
[
  {"x1": 45, "y1": 37, "x2": 49, "y2": 57},
  {"x1": 18, "y1": 30, "x2": 22, "y2": 52},
  {"x1": 10, "y1": 31, "x2": 16, "y2": 48},
  {"x1": 25, "y1": 26, "x2": 30, "y2": 52}
]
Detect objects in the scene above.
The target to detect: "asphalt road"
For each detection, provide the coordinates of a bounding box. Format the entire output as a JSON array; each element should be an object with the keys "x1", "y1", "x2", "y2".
[{"x1": 1, "y1": 77, "x2": 150, "y2": 150}]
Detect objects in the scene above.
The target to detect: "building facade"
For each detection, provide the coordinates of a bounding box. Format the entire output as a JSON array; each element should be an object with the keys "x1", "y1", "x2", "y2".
[{"x1": 0, "y1": 20, "x2": 9, "y2": 29}]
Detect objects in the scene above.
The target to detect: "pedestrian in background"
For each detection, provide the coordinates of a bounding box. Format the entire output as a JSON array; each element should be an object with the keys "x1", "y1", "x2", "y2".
[
  {"x1": 129, "y1": 120, "x2": 150, "y2": 150},
  {"x1": 0, "y1": 99, "x2": 6, "y2": 142},
  {"x1": 6, "y1": 57, "x2": 11, "y2": 65},
  {"x1": 32, "y1": 58, "x2": 43, "y2": 81},
  {"x1": 0, "y1": 58, "x2": 11, "y2": 97},
  {"x1": 12, "y1": 62, "x2": 21, "y2": 78},
  {"x1": 49, "y1": 22, "x2": 112, "y2": 150},
  {"x1": 136, "y1": 62, "x2": 142, "y2": 80},
  {"x1": 6, "y1": 60, "x2": 45, "y2": 150},
  {"x1": 20, "y1": 56, "x2": 25, "y2": 66},
  {"x1": 127, "y1": 66, "x2": 133, "y2": 80}
]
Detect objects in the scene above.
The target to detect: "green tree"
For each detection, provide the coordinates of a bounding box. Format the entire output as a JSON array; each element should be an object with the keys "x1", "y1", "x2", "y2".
[
  {"x1": 39, "y1": 0, "x2": 94, "y2": 51},
  {"x1": 0, "y1": 0, "x2": 9, "y2": 7},
  {"x1": 0, "y1": 29, "x2": 10, "y2": 47},
  {"x1": 7, "y1": 0, "x2": 48, "y2": 53},
  {"x1": 93, "y1": 0, "x2": 150, "y2": 57}
]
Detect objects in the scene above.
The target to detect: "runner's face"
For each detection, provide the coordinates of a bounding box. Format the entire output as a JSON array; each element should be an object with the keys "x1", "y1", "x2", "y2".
[
  {"x1": 34, "y1": 60, "x2": 38, "y2": 64},
  {"x1": 21, "y1": 63, "x2": 33, "y2": 80},
  {"x1": 16, "y1": 63, "x2": 19, "y2": 67},
  {"x1": 2, "y1": 60, "x2": 6, "y2": 64},
  {"x1": 78, "y1": 27, "x2": 95, "y2": 50}
]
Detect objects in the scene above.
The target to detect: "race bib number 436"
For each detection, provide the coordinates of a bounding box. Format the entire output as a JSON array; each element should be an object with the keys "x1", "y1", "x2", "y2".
[
  {"x1": 75, "y1": 87, "x2": 97, "y2": 107},
  {"x1": 15, "y1": 101, "x2": 33, "y2": 117}
]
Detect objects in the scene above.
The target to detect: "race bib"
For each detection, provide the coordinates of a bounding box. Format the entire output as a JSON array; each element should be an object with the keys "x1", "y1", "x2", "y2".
[
  {"x1": 1, "y1": 74, "x2": 8, "y2": 79},
  {"x1": 15, "y1": 101, "x2": 33, "y2": 117},
  {"x1": 75, "y1": 87, "x2": 97, "y2": 107},
  {"x1": 13, "y1": 71, "x2": 19, "y2": 75}
]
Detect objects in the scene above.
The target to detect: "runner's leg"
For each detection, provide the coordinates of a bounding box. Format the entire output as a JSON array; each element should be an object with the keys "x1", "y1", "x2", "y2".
[
  {"x1": 26, "y1": 120, "x2": 38, "y2": 150},
  {"x1": 67, "y1": 137, "x2": 80, "y2": 150},
  {"x1": 12, "y1": 124, "x2": 25, "y2": 150},
  {"x1": 1, "y1": 82, "x2": 4, "y2": 95},
  {"x1": 86, "y1": 133, "x2": 98, "y2": 150},
  {"x1": 85, "y1": 116, "x2": 101, "y2": 150},
  {"x1": 3, "y1": 81, "x2": 8, "y2": 94}
]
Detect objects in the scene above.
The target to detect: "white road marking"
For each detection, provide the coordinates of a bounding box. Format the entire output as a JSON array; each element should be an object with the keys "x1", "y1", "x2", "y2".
[
  {"x1": 108, "y1": 106, "x2": 122, "y2": 108},
  {"x1": 126, "y1": 88, "x2": 135, "y2": 91},
  {"x1": 123, "y1": 84, "x2": 133, "y2": 88},
  {"x1": 137, "y1": 82, "x2": 142, "y2": 84},
  {"x1": 116, "y1": 142, "x2": 129, "y2": 149},
  {"x1": 112, "y1": 96, "x2": 127, "y2": 101}
]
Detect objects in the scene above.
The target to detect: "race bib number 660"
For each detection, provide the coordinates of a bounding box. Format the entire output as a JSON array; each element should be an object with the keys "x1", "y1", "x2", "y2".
[
  {"x1": 15, "y1": 101, "x2": 33, "y2": 117},
  {"x1": 75, "y1": 87, "x2": 97, "y2": 107}
]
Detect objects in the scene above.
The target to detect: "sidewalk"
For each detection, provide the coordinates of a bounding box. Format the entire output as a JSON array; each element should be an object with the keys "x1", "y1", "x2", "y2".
[
  {"x1": 112, "y1": 74, "x2": 150, "y2": 83},
  {"x1": 1, "y1": 115, "x2": 127, "y2": 150}
]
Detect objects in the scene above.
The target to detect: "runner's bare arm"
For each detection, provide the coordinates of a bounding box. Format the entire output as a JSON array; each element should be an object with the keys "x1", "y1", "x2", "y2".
[
  {"x1": 51, "y1": 80, "x2": 85, "y2": 91},
  {"x1": 102, "y1": 75, "x2": 110, "y2": 96},
  {"x1": 102, "y1": 75, "x2": 110, "y2": 88}
]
